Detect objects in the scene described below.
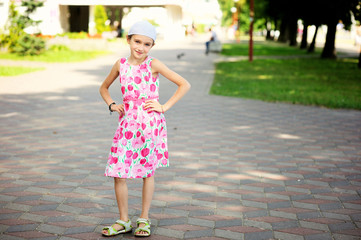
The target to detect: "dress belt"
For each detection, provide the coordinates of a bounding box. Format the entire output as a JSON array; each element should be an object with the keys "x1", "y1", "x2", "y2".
[{"x1": 123, "y1": 96, "x2": 158, "y2": 104}]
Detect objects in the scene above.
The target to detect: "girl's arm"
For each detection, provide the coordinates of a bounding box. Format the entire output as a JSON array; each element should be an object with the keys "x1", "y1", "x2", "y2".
[
  {"x1": 99, "y1": 59, "x2": 124, "y2": 115},
  {"x1": 145, "y1": 58, "x2": 191, "y2": 113}
]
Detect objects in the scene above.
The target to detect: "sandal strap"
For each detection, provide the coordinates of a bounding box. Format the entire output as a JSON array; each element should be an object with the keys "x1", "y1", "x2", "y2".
[
  {"x1": 136, "y1": 218, "x2": 151, "y2": 225},
  {"x1": 102, "y1": 225, "x2": 118, "y2": 235},
  {"x1": 135, "y1": 226, "x2": 150, "y2": 235},
  {"x1": 115, "y1": 219, "x2": 132, "y2": 229}
]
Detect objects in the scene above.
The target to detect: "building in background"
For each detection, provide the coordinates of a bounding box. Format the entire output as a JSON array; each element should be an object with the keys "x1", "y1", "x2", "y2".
[{"x1": 0, "y1": 0, "x2": 221, "y2": 40}]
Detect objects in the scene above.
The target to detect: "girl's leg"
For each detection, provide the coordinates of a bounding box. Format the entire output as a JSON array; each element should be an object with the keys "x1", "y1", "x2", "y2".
[
  {"x1": 137, "y1": 175, "x2": 155, "y2": 235},
  {"x1": 102, "y1": 177, "x2": 129, "y2": 234}
]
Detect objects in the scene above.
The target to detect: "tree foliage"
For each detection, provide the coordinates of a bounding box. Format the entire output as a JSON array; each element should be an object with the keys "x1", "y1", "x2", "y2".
[
  {"x1": 94, "y1": 5, "x2": 111, "y2": 34},
  {"x1": 218, "y1": 0, "x2": 265, "y2": 33},
  {"x1": 0, "y1": 0, "x2": 45, "y2": 55}
]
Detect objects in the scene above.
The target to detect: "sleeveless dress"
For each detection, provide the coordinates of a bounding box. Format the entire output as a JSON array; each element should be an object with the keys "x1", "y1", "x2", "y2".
[{"x1": 105, "y1": 56, "x2": 169, "y2": 178}]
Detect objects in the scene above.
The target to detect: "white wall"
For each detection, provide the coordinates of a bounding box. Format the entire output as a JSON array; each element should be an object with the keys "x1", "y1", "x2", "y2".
[
  {"x1": 0, "y1": 0, "x2": 10, "y2": 31},
  {"x1": 37, "y1": 1, "x2": 63, "y2": 35}
]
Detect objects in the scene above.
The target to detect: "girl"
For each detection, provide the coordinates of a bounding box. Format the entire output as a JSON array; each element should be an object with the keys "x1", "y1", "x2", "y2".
[{"x1": 99, "y1": 21, "x2": 191, "y2": 237}]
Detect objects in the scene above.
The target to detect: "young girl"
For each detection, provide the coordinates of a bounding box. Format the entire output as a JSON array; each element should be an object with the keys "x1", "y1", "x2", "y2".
[{"x1": 99, "y1": 21, "x2": 191, "y2": 237}]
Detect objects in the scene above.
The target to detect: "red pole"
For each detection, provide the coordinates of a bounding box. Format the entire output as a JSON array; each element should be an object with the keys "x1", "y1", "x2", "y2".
[{"x1": 249, "y1": 0, "x2": 254, "y2": 62}]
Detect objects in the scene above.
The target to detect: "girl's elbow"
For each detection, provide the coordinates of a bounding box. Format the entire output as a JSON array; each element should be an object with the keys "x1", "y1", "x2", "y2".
[
  {"x1": 99, "y1": 84, "x2": 107, "y2": 95},
  {"x1": 185, "y1": 81, "x2": 191, "y2": 91}
]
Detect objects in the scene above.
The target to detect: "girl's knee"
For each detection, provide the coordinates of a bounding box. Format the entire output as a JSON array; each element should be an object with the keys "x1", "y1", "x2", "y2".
[{"x1": 114, "y1": 177, "x2": 127, "y2": 184}]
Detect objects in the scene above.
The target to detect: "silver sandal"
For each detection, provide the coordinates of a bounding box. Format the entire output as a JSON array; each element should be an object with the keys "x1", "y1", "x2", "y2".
[
  {"x1": 102, "y1": 219, "x2": 132, "y2": 236},
  {"x1": 134, "y1": 218, "x2": 151, "y2": 237}
]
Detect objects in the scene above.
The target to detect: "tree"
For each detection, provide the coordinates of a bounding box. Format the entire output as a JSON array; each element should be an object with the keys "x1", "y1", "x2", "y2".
[
  {"x1": 0, "y1": 0, "x2": 45, "y2": 55},
  {"x1": 218, "y1": 0, "x2": 239, "y2": 27},
  {"x1": 298, "y1": 0, "x2": 323, "y2": 51},
  {"x1": 318, "y1": 0, "x2": 359, "y2": 59},
  {"x1": 264, "y1": 0, "x2": 359, "y2": 60},
  {"x1": 265, "y1": 0, "x2": 299, "y2": 45},
  {"x1": 307, "y1": 25, "x2": 319, "y2": 53},
  {"x1": 94, "y1": 5, "x2": 110, "y2": 34},
  {"x1": 218, "y1": 0, "x2": 266, "y2": 34}
]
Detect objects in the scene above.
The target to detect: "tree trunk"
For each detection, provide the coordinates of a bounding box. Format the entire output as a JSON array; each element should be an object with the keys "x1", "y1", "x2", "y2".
[
  {"x1": 266, "y1": 29, "x2": 272, "y2": 40},
  {"x1": 300, "y1": 22, "x2": 309, "y2": 49},
  {"x1": 289, "y1": 19, "x2": 298, "y2": 46},
  {"x1": 308, "y1": 25, "x2": 319, "y2": 53},
  {"x1": 278, "y1": 19, "x2": 288, "y2": 42},
  {"x1": 358, "y1": 50, "x2": 361, "y2": 69},
  {"x1": 321, "y1": 22, "x2": 337, "y2": 59}
]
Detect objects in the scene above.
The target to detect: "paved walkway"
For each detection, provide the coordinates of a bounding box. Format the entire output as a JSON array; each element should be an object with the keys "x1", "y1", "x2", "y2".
[{"x1": 0, "y1": 38, "x2": 361, "y2": 240}]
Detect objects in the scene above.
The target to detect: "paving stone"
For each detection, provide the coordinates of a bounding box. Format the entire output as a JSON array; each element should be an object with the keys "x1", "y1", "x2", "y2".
[
  {"x1": 274, "y1": 231, "x2": 305, "y2": 240},
  {"x1": 188, "y1": 217, "x2": 214, "y2": 228},
  {"x1": 299, "y1": 220, "x2": 329, "y2": 232},
  {"x1": 5, "y1": 230, "x2": 56, "y2": 239},
  {"x1": 328, "y1": 221, "x2": 357, "y2": 232},
  {"x1": 332, "y1": 233, "x2": 361, "y2": 240},
  {"x1": 243, "y1": 230, "x2": 273, "y2": 240},
  {"x1": 155, "y1": 226, "x2": 184, "y2": 239},
  {"x1": 214, "y1": 219, "x2": 243, "y2": 228},
  {"x1": 64, "y1": 225, "x2": 96, "y2": 235},
  {"x1": 37, "y1": 223, "x2": 66, "y2": 235},
  {"x1": 322, "y1": 212, "x2": 352, "y2": 221},
  {"x1": 5, "y1": 203, "x2": 32, "y2": 212},
  {"x1": 214, "y1": 229, "x2": 243, "y2": 240},
  {"x1": 243, "y1": 219, "x2": 272, "y2": 230},
  {"x1": 30, "y1": 204, "x2": 59, "y2": 212},
  {"x1": 5, "y1": 224, "x2": 39, "y2": 233},
  {"x1": 0, "y1": 234, "x2": 24, "y2": 240},
  {"x1": 158, "y1": 217, "x2": 188, "y2": 226},
  {"x1": 20, "y1": 213, "x2": 48, "y2": 222},
  {"x1": 304, "y1": 233, "x2": 333, "y2": 240},
  {"x1": 271, "y1": 220, "x2": 299, "y2": 230}
]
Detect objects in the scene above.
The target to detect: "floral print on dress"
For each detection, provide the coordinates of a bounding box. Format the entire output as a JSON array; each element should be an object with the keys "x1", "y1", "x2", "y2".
[{"x1": 105, "y1": 56, "x2": 168, "y2": 178}]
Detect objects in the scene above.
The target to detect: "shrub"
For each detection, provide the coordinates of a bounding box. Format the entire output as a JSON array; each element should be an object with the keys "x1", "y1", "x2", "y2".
[
  {"x1": 57, "y1": 32, "x2": 88, "y2": 39},
  {"x1": 12, "y1": 33, "x2": 45, "y2": 56},
  {"x1": 49, "y1": 44, "x2": 69, "y2": 51},
  {"x1": 94, "y1": 5, "x2": 110, "y2": 34}
]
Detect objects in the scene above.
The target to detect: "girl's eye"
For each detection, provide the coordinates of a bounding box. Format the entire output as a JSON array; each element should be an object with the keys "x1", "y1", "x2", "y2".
[{"x1": 145, "y1": 44, "x2": 151, "y2": 47}]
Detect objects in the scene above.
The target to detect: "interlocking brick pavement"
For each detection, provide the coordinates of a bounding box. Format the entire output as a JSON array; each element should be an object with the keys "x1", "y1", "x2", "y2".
[{"x1": 0, "y1": 38, "x2": 361, "y2": 240}]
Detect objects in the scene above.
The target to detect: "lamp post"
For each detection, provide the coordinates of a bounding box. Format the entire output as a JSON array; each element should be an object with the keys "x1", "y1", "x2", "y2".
[
  {"x1": 249, "y1": 0, "x2": 254, "y2": 62},
  {"x1": 231, "y1": 6, "x2": 238, "y2": 40},
  {"x1": 233, "y1": 0, "x2": 240, "y2": 42}
]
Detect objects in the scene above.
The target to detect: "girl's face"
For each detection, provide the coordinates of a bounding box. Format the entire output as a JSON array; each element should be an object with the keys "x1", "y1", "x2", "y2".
[{"x1": 127, "y1": 34, "x2": 154, "y2": 60}]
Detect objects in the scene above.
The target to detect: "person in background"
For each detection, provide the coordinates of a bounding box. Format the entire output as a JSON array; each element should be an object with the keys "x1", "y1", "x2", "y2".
[{"x1": 205, "y1": 27, "x2": 218, "y2": 55}]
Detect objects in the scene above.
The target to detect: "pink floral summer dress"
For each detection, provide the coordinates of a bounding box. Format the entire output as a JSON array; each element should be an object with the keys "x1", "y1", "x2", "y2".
[{"x1": 105, "y1": 56, "x2": 169, "y2": 178}]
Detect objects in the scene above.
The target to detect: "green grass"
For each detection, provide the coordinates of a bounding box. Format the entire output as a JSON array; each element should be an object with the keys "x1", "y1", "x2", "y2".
[
  {"x1": 210, "y1": 58, "x2": 361, "y2": 110},
  {"x1": 221, "y1": 41, "x2": 321, "y2": 56},
  {"x1": 0, "y1": 49, "x2": 109, "y2": 62},
  {"x1": 0, "y1": 66, "x2": 45, "y2": 76}
]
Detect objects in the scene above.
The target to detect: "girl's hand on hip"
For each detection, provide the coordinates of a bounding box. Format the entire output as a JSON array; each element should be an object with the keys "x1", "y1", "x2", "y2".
[
  {"x1": 144, "y1": 100, "x2": 163, "y2": 113},
  {"x1": 111, "y1": 104, "x2": 125, "y2": 115}
]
